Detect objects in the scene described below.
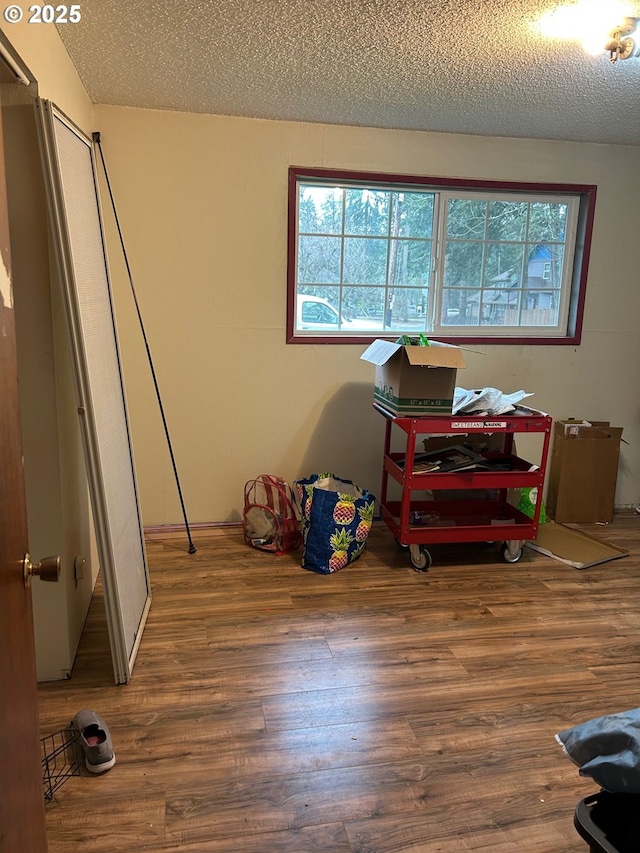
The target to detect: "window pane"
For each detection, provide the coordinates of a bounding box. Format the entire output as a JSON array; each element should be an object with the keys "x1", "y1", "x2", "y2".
[
  {"x1": 527, "y1": 202, "x2": 568, "y2": 242},
  {"x1": 391, "y1": 191, "x2": 435, "y2": 238},
  {"x1": 298, "y1": 235, "x2": 341, "y2": 283},
  {"x1": 487, "y1": 200, "x2": 527, "y2": 241},
  {"x1": 297, "y1": 289, "x2": 355, "y2": 332},
  {"x1": 446, "y1": 199, "x2": 487, "y2": 238},
  {"x1": 526, "y1": 244, "x2": 564, "y2": 288},
  {"x1": 383, "y1": 288, "x2": 429, "y2": 332},
  {"x1": 444, "y1": 241, "x2": 484, "y2": 287},
  {"x1": 520, "y1": 291, "x2": 560, "y2": 326},
  {"x1": 390, "y1": 239, "x2": 431, "y2": 286},
  {"x1": 479, "y1": 289, "x2": 521, "y2": 326},
  {"x1": 298, "y1": 285, "x2": 340, "y2": 305},
  {"x1": 301, "y1": 296, "x2": 339, "y2": 325},
  {"x1": 441, "y1": 288, "x2": 479, "y2": 326},
  {"x1": 550, "y1": 246, "x2": 565, "y2": 287},
  {"x1": 342, "y1": 286, "x2": 385, "y2": 324},
  {"x1": 345, "y1": 188, "x2": 389, "y2": 235},
  {"x1": 343, "y1": 236, "x2": 387, "y2": 284},
  {"x1": 484, "y1": 243, "x2": 525, "y2": 287},
  {"x1": 299, "y1": 185, "x2": 343, "y2": 234},
  {"x1": 298, "y1": 190, "x2": 320, "y2": 233}
]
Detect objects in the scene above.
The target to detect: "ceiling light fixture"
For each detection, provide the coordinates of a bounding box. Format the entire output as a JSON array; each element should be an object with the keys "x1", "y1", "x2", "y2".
[
  {"x1": 604, "y1": 16, "x2": 640, "y2": 61},
  {"x1": 538, "y1": 2, "x2": 640, "y2": 62}
]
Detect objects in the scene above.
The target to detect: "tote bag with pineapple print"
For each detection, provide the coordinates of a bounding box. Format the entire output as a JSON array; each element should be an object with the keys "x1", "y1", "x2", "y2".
[{"x1": 294, "y1": 473, "x2": 376, "y2": 574}]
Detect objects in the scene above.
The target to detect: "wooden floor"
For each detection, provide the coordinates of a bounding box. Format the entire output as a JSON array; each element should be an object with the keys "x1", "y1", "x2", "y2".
[{"x1": 38, "y1": 513, "x2": 640, "y2": 853}]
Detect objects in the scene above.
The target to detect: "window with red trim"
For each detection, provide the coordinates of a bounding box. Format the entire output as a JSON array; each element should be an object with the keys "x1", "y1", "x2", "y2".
[{"x1": 287, "y1": 167, "x2": 596, "y2": 345}]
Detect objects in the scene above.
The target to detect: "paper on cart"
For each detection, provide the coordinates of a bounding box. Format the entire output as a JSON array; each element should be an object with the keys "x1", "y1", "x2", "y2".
[{"x1": 453, "y1": 387, "x2": 534, "y2": 415}]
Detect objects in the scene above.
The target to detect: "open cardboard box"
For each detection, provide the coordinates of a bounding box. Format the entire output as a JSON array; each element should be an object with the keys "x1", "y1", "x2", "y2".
[{"x1": 360, "y1": 339, "x2": 466, "y2": 415}]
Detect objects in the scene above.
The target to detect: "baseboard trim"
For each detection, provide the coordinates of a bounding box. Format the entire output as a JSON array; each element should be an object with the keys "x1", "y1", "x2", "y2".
[
  {"x1": 144, "y1": 521, "x2": 243, "y2": 536},
  {"x1": 144, "y1": 509, "x2": 637, "y2": 538}
]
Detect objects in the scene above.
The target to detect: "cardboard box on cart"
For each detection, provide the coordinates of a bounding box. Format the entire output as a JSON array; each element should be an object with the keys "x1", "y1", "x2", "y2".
[
  {"x1": 360, "y1": 339, "x2": 466, "y2": 416},
  {"x1": 546, "y1": 419, "x2": 623, "y2": 524}
]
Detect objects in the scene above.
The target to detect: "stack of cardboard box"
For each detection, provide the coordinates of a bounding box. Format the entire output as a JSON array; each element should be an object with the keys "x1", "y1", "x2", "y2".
[{"x1": 546, "y1": 419, "x2": 623, "y2": 524}]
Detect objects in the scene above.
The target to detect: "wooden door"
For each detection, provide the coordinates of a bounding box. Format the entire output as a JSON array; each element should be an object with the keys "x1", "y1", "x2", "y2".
[{"x1": 0, "y1": 63, "x2": 48, "y2": 853}]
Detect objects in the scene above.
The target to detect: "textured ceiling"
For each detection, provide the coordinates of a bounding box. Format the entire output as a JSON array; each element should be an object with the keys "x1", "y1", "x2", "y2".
[{"x1": 56, "y1": 0, "x2": 640, "y2": 145}]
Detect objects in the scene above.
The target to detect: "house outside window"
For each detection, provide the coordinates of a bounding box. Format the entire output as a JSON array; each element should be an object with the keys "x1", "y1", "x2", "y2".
[{"x1": 287, "y1": 168, "x2": 596, "y2": 345}]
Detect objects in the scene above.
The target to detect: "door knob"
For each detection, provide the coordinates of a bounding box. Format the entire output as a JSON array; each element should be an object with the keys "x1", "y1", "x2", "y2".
[{"x1": 23, "y1": 553, "x2": 61, "y2": 587}]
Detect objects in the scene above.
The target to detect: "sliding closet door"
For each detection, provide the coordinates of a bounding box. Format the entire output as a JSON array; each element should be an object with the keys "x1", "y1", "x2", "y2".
[{"x1": 36, "y1": 99, "x2": 150, "y2": 684}]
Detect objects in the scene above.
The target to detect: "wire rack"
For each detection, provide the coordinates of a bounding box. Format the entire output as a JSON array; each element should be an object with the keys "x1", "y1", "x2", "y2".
[{"x1": 41, "y1": 726, "x2": 82, "y2": 801}]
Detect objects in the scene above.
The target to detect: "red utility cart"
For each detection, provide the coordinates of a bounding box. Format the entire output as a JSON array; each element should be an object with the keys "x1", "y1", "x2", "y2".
[{"x1": 375, "y1": 403, "x2": 553, "y2": 570}]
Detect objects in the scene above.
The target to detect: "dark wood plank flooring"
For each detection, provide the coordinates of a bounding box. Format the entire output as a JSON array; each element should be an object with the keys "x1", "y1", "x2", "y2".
[{"x1": 37, "y1": 513, "x2": 640, "y2": 852}]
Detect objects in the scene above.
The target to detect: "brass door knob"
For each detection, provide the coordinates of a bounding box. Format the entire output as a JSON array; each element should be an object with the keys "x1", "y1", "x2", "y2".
[{"x1": 23, "y1": 554, "x2": 61, "y2": 587}]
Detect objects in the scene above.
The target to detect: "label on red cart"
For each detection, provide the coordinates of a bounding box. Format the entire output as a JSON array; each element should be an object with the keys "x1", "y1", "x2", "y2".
[{"x1": 451, "y1": 421, "x2": 507, "y2": 429}]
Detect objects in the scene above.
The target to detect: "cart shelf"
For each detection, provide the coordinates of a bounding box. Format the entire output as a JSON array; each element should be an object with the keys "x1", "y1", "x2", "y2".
[{"x1": 374, "y1": 403, "x2": 553, "y2": 570}]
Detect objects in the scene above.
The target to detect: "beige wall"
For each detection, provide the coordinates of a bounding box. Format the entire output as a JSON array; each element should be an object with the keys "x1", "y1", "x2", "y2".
[
  {"x1": 94, "y1": 104, "x2": 640, "y2": 526},
  {"x1": 0, "y1": 17, "x2": 92, "y2": 132}
]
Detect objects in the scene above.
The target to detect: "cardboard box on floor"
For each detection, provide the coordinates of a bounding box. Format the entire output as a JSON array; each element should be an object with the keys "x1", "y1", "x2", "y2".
[
  {"x1": 546, "y1": 419, "x2": 623, "y2": 524},
  {"x1": 360, "y1": 339, "x2": 466, "y2": 415}
]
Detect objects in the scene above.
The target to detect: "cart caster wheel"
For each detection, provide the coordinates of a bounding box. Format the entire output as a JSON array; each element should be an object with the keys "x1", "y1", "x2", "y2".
[
  {"x1": 410, "y1": 545, "x2": 431, "y2": 572},
  {"x1": 500, "y1": 542, "x2": 523, "y2": 563},
  {"x1": 395, "y1": 537, "x2": 409, "y2": 550}
]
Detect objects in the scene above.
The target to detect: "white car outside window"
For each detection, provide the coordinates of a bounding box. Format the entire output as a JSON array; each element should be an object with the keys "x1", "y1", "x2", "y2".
[{"x1": 297, "y1": 295, "x2": 383, "y2": 332}]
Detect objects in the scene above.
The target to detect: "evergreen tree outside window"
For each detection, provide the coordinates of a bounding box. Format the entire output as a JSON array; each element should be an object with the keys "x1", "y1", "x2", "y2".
[{"x1": 287, "y1": 168, "x2": 596, "y2": 345}]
